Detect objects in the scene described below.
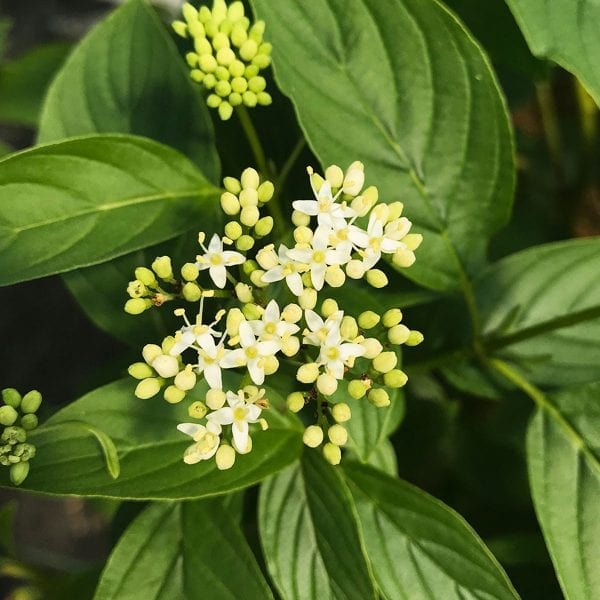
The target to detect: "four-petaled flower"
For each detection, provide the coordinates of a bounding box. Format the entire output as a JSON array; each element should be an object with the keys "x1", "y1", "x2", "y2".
[
  {"x1": 196, "y1": 234, "x2": 245, "y2": 288},
  {"x1": 349, "y1": 214, "x2": 406, "y2": 270},
  {"x1": 316, "y1": 328, "x2": 365, "y2": 379},
  {"x1": 261, "y1": 244, "x2": 306, "y2": 296},
  {"x1": 303, "y1": 309, "x2": 344, "y2": 347},
  {"x1": 177, "y1": 421, "x2": 222, "y2": 463},
  {"x1": 248, "y1": 299, "x2": 300, "y2": 343},
  {"x1": 292, "y1": 180, "x2": 355, "y2": 230}
]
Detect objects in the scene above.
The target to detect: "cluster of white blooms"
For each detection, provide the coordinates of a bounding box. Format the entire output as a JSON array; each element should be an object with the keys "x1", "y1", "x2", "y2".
[
  {"x1": 126, "y1": 163, "x2": 423, "y2": 469},
  {"x1": 173, "y1": 0, "x2": 272, "y2": 120}
]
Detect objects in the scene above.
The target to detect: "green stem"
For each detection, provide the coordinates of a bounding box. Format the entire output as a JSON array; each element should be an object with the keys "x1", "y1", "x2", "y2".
[
  {"x1": 535, "y1": 81, "x2": 563, "y2": 173},
  {"x1": 275, "y1": 136, "x2": 306, "y2": 198}
]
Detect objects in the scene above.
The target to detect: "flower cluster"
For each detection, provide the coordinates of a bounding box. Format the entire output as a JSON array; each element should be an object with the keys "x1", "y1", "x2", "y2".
[
  {"x1": 125, "y1": 163, "x2": 423, "y2": 469},
  {"x1": 0, "y1": 388, "x2": 42, "y2": 485},
  {"x1": 173, "y1": 0, "x2": 272, "y2": 120}
]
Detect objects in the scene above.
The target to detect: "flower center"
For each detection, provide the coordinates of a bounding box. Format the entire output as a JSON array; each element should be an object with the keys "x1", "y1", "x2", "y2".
[
  {"x1": 233, "y1": 407, "x2": 247, "y2": 421},
  {"x1": 210, "y1": 254, "x2": 223, "y2": 265},
  {"x1": 327, "y1": 347, "x2": 340, "y2": 360},
  {"x1": 198, "y1": 433, "x2": 217, "y2": 453},
  {"x1": 245, "y1": 346, "x2": 258, "y2": 359},
  {"x1": 264, "y1": 322, "x2": 277, "y2": 335},
  {"x1": 313, "y1": 250, "x2": 326, "y2": 263}
]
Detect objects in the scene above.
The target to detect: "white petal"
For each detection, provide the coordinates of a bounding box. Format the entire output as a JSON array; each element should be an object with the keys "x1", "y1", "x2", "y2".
[
  {"x1": 340, "y1": 343, "x2": 365, "y2": 360},
  {"x1": 204, "y1": 363, "x2": 222, "y2": 389},
  {"x1": 177, "y1": 423, "x2": 204, "y2": 438},
  {"x1": 292, "y1": 200, "x2": 319, "y2": 215},
  {"x1": 262, "y1": 266, "x2": 284, "y2": 283},
  {"x1": 286, "y1": 272, "x2": 304, "y2": 296},
  {"x1": 247, "y1": 359, "x2": 265, "y2": 384},
  {"x1": 246, "y1": 404, "x2": 262, "y2": 422},
  {"x1": 232, "y1": 420, "x2": 249, "y2": 452},
  {"x1": 208, "y1": 233, "x2": 222, "y2": 253},
  {"x1": 209, "y1": 265, "x2": 227, "y2": 288},
  {"x1": 239, "y1": 321, "x2": 255, "y2": 347},
  {"x1": 312, "y1": 226, "x2": 330, "y2": 249},
  {"x1": 220, "y1": 348, "x2": 245, "y2": 368},
  {"x1": 222, "y1": 251, "x2": 245, "y2": 265},
  {"x1": 258, "y1": 340, "x2": 280, "y2": 356},
  {"x1": 305, "y1": 309, "x2": 324, "y2": 332},
  {"x1": 348, "y1": 226, "x2": 369, "y2": 248},
  {"x1": 207, "y1": 406, "x2": 235, "y2": 425},
  {"x1": 311, "y1": 263, "x2": 326, "y2": 290},
  {"x1": 287, "y1": 248, "x2": 312, "y2": 263},
  {"x1": 264, "y1": 299, "x2": 280, "y2": 322}
]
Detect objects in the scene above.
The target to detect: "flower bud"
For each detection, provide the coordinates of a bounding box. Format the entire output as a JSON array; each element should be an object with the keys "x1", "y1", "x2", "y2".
[
  {"x1": 152, "y1": 355, "x2": 179, "y2": 378},
  {"x1": 248, "y1": 76, "x2": 266, "y2": 93},
  {"x1": 235, "y1": 282, "x2": 253, "y2": 303},
  {"x1": 183, "y1": 282, "x2": 202, "y2": 302},
  {"x1": 142, "y1": 343, "x2": 162, "y2": 364},
  {"x1": 366, "y1": 269, "x2": 388, "y2": 288},
  {"x1": 297, "y1": 363, "x2": 319, "y2": 384},
  {"x1": 239, "y1": 188, "x2": 259, "y2": 207},
  {"x1": 358, "y1": 311, "x2": 380, "y2": 329},
  {"x1": 257, "y1": 181, "x2": 274, "y2": 202},
  {"x1": 181, "y1": 262, "x2": 200, "y2": 281},
  {"x1": 254, "y1": 216, "x2": 273, "y2": 237},
  {"x1": 262, "y1": 355, "x2": 279, "y2": 375},
  {"x1": 286, "y1": 392, "x2": 305, "y2": 413},
  {"x1": 127, "y1": 279, "x2": 147, "y2": 298},
  {"x1": 242, "y1": 302, "x2": 263, "y2": 320},
  {"x1": 125, "y1": 298, "x2": 152, "y2": 315},
  {"x1": 152, "y1": 256, "x2": 173, "y2": 280},
  {"x1": 135, "y1": 378, "x2": 161, "y2": 400},
  {"x1": 243, "y1": 90, "x2": 257, "y2": 107},
  {"x1": 368, "y1": 388, "x2": 390, "y2": 407},
  {"x1": 226, "y1": 308, "x2": 245, "y2": 336},
  {"x1": 281, "y1": 335, "x2": 300, "y2": 357},
  {"x1": 316, "y1": 373, "x2": 338, "y2": 396},
  {"x1": 162, "y1": 336, "x2": 177, "y2": 354},
  {"x1": 372, "y1": 351, "x2": 398, "y2": 373},
  {"x1": 348, "y1": 379, "x2": 368, "y2": 399},
  {"x1": 328, "y1": 424, "x2": 348, "y2": 446},
  {"x1": 164, "y1": 385, "x2": 186, "y2": 404},
  {"x1": 224, "y1": 221, "x2": 243, "y2": 240},
  {"x1": 346, "y1": 259, "x2": 365, "y2": 279},
  {"x1": 332, "y1": 403, "x2": 351, "y2": 423},
  {"x1": 218, "y1": 101, "x2": 233, "y2": 121},
  {"x1": 362, "y1": 338, "x2": 383, "y2": 359},
  {"x1": 325, "y1": 164, "x2": 344, "y2": 188},
  {"x1": 172, "y1": 20, "x2": 188, "y2": 38},
  {"x1": 384, "y1": 369, "x2": 408, "y2": 388},
  {"x1": 18, "y1": 390, "x2": 39, "y2": 415},
  {"x1": 243, "y1": 259, "x2": 258, "y2": 275},
  {"x1": 325, "y1": 265, "x2": 345, "y2": 287},
  {"x1": 256, "y1": 245, "x2": 278, "y2": 269},
  {"x1": 406, "y1": 330, "x2": 424, "y2": 346},
  {"x1": 303, "y1": 425, "x2": 324, "y2": 448},
  {"x1": 220, "y1": 191, "x2": 240, "y2": 215},
  {"x1": 128, "y1": 362, "x2": 154, "y2": 380},
  {"x1": 175, "y1": 366, "x2": 197, "y2": 391},
  {"x1": 240, "y1": 39, "x2": 258, "y2": 61},
  {"x1": 321, "y1": 298, "x2": 339, "y2": 318},
  {"x1": 223, "y1": 176, "x2": 241, "y2": 194},
  {"x1": 301, "y1": 272, "x2": 312, "y2": 287},
  {"x1": 323, "y1": 442, "x2": 341, "y2": 465},
  {"x1": 291, "y1": 210, "x2": 311, "y2": 227},
  {"x1": 343, "y1": 161, "x2": 364, "y2": 195},
  {"x1": 240, "y1": 205, "x2": 260, "y2": 227},
  {"x1": 2, "y1": 389, "x2": 21, "y2": 409},
  {"x1": 298, "y1": 288, "x2": 317, "y2": 310},
  {"x1": 282, "y1": 303, "x2": 302, "y2": 323},
  {"x1": 21, "y1": 414, "x2": 38, "y2": 431},
  {"x1": 234, "y1": 436, "x2": 253, "y2": 455},
  {"x1": 388, "y1": 324, "x2": 410, "y2": 345},
  {"x1": 236, "y1": 234, "x2": 255, "y2": 251},
  {"x1": 382, "y1": 308, "x2": 403, "y2": 328},
  {"x1": 294, "y1": 226, "x2": 313, "y2": 245},
  {"x1": 10, "y1": 461, "x2": 29, "y2": 486},
  {"x1": 206, "y1": 389, "x2": 227, "y2": 410},
  {"x1": 393, "y1": 248, "x2": 416, "y2": 268},
  {"x1": 231, "y1": 23, "x2": 247, "y2": 47},
  {"x1": 0, "y1": 406, "x2": 18, "y2": 426},
  {"x1": 340, "y1": 316, "x2": 358, "y2": 340},
  {"x1": 241, "y1": 167, "x2": 260, "y2": 190},
  {"x1": 188, "y1": 401, "x2": 208, "y2": 419},
  {"x1": 215, "y1": 444, "x2": 236, "y2": 470}
]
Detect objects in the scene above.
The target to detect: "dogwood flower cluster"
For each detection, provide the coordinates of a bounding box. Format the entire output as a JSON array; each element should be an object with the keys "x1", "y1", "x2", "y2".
[
  {"x1": 125, "y1": 162, "x2": 423, "y2": 469},
  {"x1": 173, "y1": 0, "x2": 272, "y2": 120}
]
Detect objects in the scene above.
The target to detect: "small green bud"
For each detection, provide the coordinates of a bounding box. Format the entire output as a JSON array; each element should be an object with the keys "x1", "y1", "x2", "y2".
[
  {"x1": 215, "y1": 444, "x2": 236, "y2": 470},
  {"x1": 239, "y1": 38, "x2": 258, "y2": 61},
  {"x1": 204, "y1": 73, "x2": 217, "y2": 88},
  {"x1": 152, "y1": 256, "x2": 173, "y2": 280},
  {"x1": 225, "y1": 221, "x2": 243, "y2": 240},
  {"x1": 303, "y1": 425, "x2": 324, "y2": 448},
  {"x1": 257, "y1": 180, "x2": 275, "y2": 202},
  {"x1": 331, "y1": 403, "x2": 351, "y2": 423},
  {"x1": 366, "y1": 269, "x2": 388, "y2": 288},
  {"x1": 207, "y1": 93, "x2": 222, "y2": 108},
  {"x1": 362, "y1": 337, "x2": 383, "y2": 359},
  {"x1": 372, "y1": 351, "x2": 398, "y2": 374},
  {"x1": 405, "y1": 330, "x2": 424, "y2": 346},
  {"x1": 252, "y1": 55, "x2": 271, "y2": 70},
  {"x1": 388, "y1": 324, "x2": 411, "y2": 345},
  {"x1": 240, "y1": 205, "x2": 260, "y2": 227},
  {"x1": 348, "y1": 379, "x2": 368, "y2": 399},
  {"x1": 127, "y1": 279, "x2": 147, "y2": 298},
  {"x1": 174, "y1": 366, "x2": 197, "y2": 391},
  {"x1": 125, "y1": 298, "x2": 152, "y2": 315},
  {"x1": 215, "y1": 79, "x2": 232, "y2": 97},
  {"x1": 231, "y1": 23, "x2": 248, "y2": 47},
  {"x1": 212, "y1": 31, "x2": 230, "y2": 51},
  {"x1": 404, "y1": 233, "x2": 423, "y2": 251},
  {"x1": 142, "y1": 343, "x2": 162, "y2": 365},
  {"x1": 258, "y1": 41, "x2": 272, "y2": 56},
  {"x1": 340, "y1": 316, "x2": 358, "y2": 340},
  {"x1": 14, "y1": 443, "x2": 35, "y2": 461},
  {"x1": 325, "y1": 165, "x2": 344, "y2": 188},
  {"x1": 21, "y1": 390, "x2": 42, "y2": 414},
  {"x1": 186, "y1": 52, "x2": 199, "y2": 68},
  {"x1": 254, "y1": 216, "x2": 273, "y2": 237},
  {"x1": 358, "y1": 310, "x2": 380, "y2": 329},
  {"x1": 134, "y1": 378, "x2": 161, "y2": 400},
  {"x1": 182, "y1": 282, "x2": 202, "y2": 302},
  {"x1": 323, "y1": 442, "x2": 341, "y2": 465},
  {"x1": 328, "y1": 424, "x2": 348, "y2": 446},
  {"x1": 152, "y1": 353, "x2": 179, "y2": 377},
  {"x1": 190, "y1": 69, "x2": 204, "y2": 83},
  {"x1": 243, "y1": 259, "x2": 259, "y2": 275},
  {"x1": 368, "y1": 388, "x2": 390, "y2": 408},
  {"x1": 316, "y1": 373, "x2": 338, "y2": 396},
  {"x1": 244, "y1": 64, "x2": 259, "y2": 79},
  {"x1": 220, "y1": 191, "x2": 240, "y2": 215},
  {"x1": 297, "y1": 362, "x2": 320, "y2": 384},
  {"x1": 242, "y1": 302, "x2": 263, "y2": 320},
  {"x1": 384, "y1": 369, "x2": 408, "y2": 388},
  {"x1": 10, "y1": 461, "x2": 29, "y2": 486},
  {"x1": 2, "y1": 426, "x2": 26, "y2": 445},
  {"x1": 229, "y1": 92, "x2": 243, "y2": 106},
  {"x1": 382, "y1": 308, "x2": 403, "y2": 328},
  {"x1": 218, "y1": 101, "x2": 233, "y2": 121},
  {"x1": 164, "y1": 385, "x2": 186, "y2": 404},
  {"x1": 172, "y1": 20, "x2": 188, "y2": 38},
  {"x1": 20, "y1": 414, "x2": 38, "y2": 431},
  {"x1": 198, "y1": 53, "x2": 217, "y2": 73},
  {"x1": 198, "y1": 5, "x2": 212, "y2": 23},
  {"x1": 241, "y1": 167, "x2": 260, "y2": 190},
  {"x1": 236, "y1": 234, "x2": 255, "y2": 251},
  {"x1": 231, "y1": 76, "x2": 248, "y2": 93},
  {"x1": 298, "y1": 288, "x2": 317, "y2": 310},
  {"x1": 135, "y1": 267, "x2": 157, "y2": 286},
  {"x1": 286, "y1": 392, "x2": 305, "y2": 413},
  {"x1": 325, "y1": 265, "x2": 345, "y2": 287},
  {"x1": 188, "y1": 401, "x2": 208, "y2": 419},
  {"x1": 229, "y1": 59, "x2": 246, "y2": 78},
  {"x1": 226, "y1": 308, "x2": 245, "y2": 337},
  {"x1": 206, "y1": 389, "x2": 227, "y2": 410},
  {"x1": 0, "y1": 406, "x2": 18, "y2": 427},
  {"x1": 242, "y1": 90, "x2": 258, "y2": 107},
  {"x1": 223, "y1": 176, "x2": 241, "y2": 194},
  {"x1": 2, "y1": 388, "x2": 21, "y2": 409},
  {"x1": 239, "y1": 188, "x2": 259, "y2": 207},
  {"x1": 321, "y1": 298, "x2": 339, "y2": 318},
  {"x1": 248, "y1": 76, "x2": 266, "y2": 93},
  {"x1": 235, "y1": 282, "x2": 253, "y2": 303},
  {"x1": 181, "y1": 262, "x2": 199, "y2": 281},
  {"x1": 393, "y1": 248, "x2": 416, "y2": 268}
]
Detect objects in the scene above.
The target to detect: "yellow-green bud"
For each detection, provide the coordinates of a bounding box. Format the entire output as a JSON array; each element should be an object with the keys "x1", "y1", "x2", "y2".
[
  {"x1": 292, "y1": 210, "x2": 311, "y2": 227},
  {"x1": 254, "y1": 216, "x2": 273, "y2": 236},
  {"x1": 240, "y1": 205, "x2": 260, "y2": 227},
  {"x1": 215, "y1": 65, "x2": 230, "y2": 80},
  {"x1": 243, "y1": 90, "x2": 257, "y2": 107},
  {"x1": 203, "y1": 73, "x2": 216, "y2": 88},
  {"x1": 206, "y1": 389, "x2": 227, "y2": 410},
  {"x1": 257, "y1": 92, "x2": 272, "y2": 106},
  {"x1": 198, "y1": 53, "x2": 217, "y2": 73},
  {"x1": 215, "y1": 79, "x2": 232, "y2": 97},
  {"x1": 243, "y1": 259, "x2": 258, "y2": 275},
  {"x1": 135, "y1": 267, "x2": 157, "y2": 286},
  {"x1": 386, "y1": 201, "x2": 403, "y2": 221},
  {"x1": 286, "y1": 392, "x2": 305, "y2": 413},
  {"x1": 235, "y1": 282, "x2": 253, "y2": 303},
  {"x1": 161, "y1": 336, "x2": 177, "y2": 354},
  {"x1": 231, "y1": 76, "x2": 248, "y2": 93},
  {"x1": 194, "y1": 36, "x2": 212, "y2": 56},
  {"x1": 0, "y1": 406, "x2": 18, "y2": 426},
  {"x1": 183, "y1": 282, "x2": 202, "y2": 302},
  {"x1": 316, "y1": 373, "x2": 338, "y2": 396},
  {"x1": 135, "y1": 378, "x2": 161, "y2": 400},
  {"x1": 235, "y1": 234, "x2": 253, "y2": 252},
  {"x1": 207, "y1": 94, "x2": 221, "y2": 109},
  {"x1": 164, "y1": 385, "x2": 186, "y2": 404},
  {"x1": 174, "y1": 366, "x2": 197, "y2": 391},
  {"x1": 152, "y1": 354, "x2": 179, "y2": 378},
  {"x1": 257, "y1": 180, "x2": 274, "y2": 202},
  {"x1": 250, "y1": 269, "x2": 268, "y2": 288},
  {"x1": 323, "y1": 442, "x2": 341, "y2": 465},
  {"x1": 152, "y1": 256, "x2": 173, "y2": 280},
  {"x1": 325, "y1": 265, "x2": 345, "y2": 288},
  {"x1": 249, "y1": 20, "x2": 265, "y2": 40},
  {"x1": 348, "y1": 379, "x2": 368, "y2": 399},
  {"x1": 172, "y1": 20, "x2": 188, "y2": 38},
  {"x1": 229, "y1": 92, "x2": 243, "y2": 106},
  {"x1": 181, "y1": 262, "x2": 199, "y2": 281},
  {"x1": 215, "y1": 444, "x2": 236, "y2": 470},
  {"x1": 297, "y1": 363, "x2": 319, "y2": 384},
  {"x1": 198, "y1": 5, "x2": 212, "y2": 22},
  {"x1": 21, "y1": 390, "x2": 42, "y2": 414},
  {"x1": 372, "y1": 203, "x2": 389, "y2": 222},
  {"x1": 242, "y1": 302, "x2": 263, "y2": 320},
  {"x1": 368, "y1": 388, "x2": 390, "y2": 408},
  {"x1": 362, "y1": 338, "x2": 383, "y2": 359},
  {"x1": 282, "y1": 303, "x2": 302, "y2": 323},
  {"x1": 310, "y1": 170, "x2": 324, "y2": 192},
  {"x1": 346, "y1": 259, "x2": 365, "y2": 279},
  {"x1": 182, "y1": 3, "x2": 198, "y2": 22},
  {"x1": 125, "y1": 298, "x2": 152, "y2": 315},
  {"x1": 263, "y1": 355, "x2": 279, "y2": 375},
  {"x1": 328, "y1": 424, "x2": 348, "y2": 446},
  {"x1": 240, "y1": 38, "x2": 258, "y2": 61},
  {"x1": 325, "y1": 164, "x2": 344, "y2": 188},
  {"x1": 321, "y1": 298, "x2": 339, "y2": 318},
  {"x1": 21, "y1": 414, "x2": 38, "y2": 431},
  {"x1": 188, "y1": 20, "x2": 205, "y2": 39},
  {"x1": 406, "y1": 331, "x2": 424, "y2": 346},
  {"x1": 366, "y1": 269, "x2": 388, "y2": 288},
  {"x1": 188, "y1": 401, "x2": 208, "y2": 419},
  {"x1": 393, "y1": 248, "x2": 416, "y2": 268},
  {"x1": 2, "y1": 389, "x2": 21, "y2": 409},
  {"x1": 256, "y1": 246, "x2": 278, "y2": 270},
  {"x1": 340, "y1": 316, "x2": 358, "y2": 340},
  {"x1": 128, "y1": 362, "x2": 154, "y2": 379},
  {"x1": 220, "y1": 191, "x2": 240, "y2": 215},
  {"x1": 142, "y1": 343, "x2": 162, "y2": 364},
  {"x1": 231, "y1": 23, "x2": 248, "y2": 47},
  {"x1": 229, "y1": 59, "x2": 246, "y2": 77},
  {"x1": 10, "y1": 461, "x2": 29, "y2": 486},
  {"x1": 303, "y1": 425, "x2": 324, "y2": 448},
  {"x1": 223, "y1": 176, "x2": 241, "y2": 194},
  {"x1": 127, "y1": 279, "x2": 146, "y2": 298},
  {"x1": 373, "y1": 351, "x2": 398, "y2": 373},
  {"x1": 227, "y1": 0, "x2": 245, "y2": 20},
  {"x1": 403, "y1": 233, "x2": 423, "y2": 251},
  {"x1": 384, "y1": 369, "x2": 408, "y2": 388},
  {"x1": 382, "y1": 308, "x2": 402, "y2": 328},
  {"x1": 248, "y1": 76, "x2": 266, "y2": 93},
  {"x1": 281, "y1": 335, "x2": 300, "y2": 357},
  {"x1": 213, "y1": 31, "x2": 231, "y2": 51},
  {"x1": 224, "y1": 221, "x2": 242, "y2": 241},
  {"x1": 358, "y1": 311, "x2": 380, "y2": 329},
  {"x1": 218, "y1": 101, "x2": 233, "y2": 121},
  {"x1": 298, "y1": 288, "x2": 317, "y2": 310},
  {"x1": 332, "y1": 403, "x2": 351, "y2": 423},
  {"x1": 258, "y1": 41, "x2": 272, "y2": 55},
  {"x1": 241, "y1": 167, "x2": 260, "y2": 190},
  {"x1": 388, "y1": 324, "x2": 410, "y2": 345},
  {"x1": 226, "y1": 308, "x2": 245, "y2": 337}
]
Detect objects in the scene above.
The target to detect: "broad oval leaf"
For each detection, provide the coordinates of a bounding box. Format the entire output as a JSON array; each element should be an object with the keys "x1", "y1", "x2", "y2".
[
  {"x1": 251, "y1": 0, "x2": 515, "y2": 292},
  {"x1": 344, "y1": 463, "x2": 520, "y2": 600},
  {"x1": 38, "y1": 0, "x2": 219, "y2": 179},
  {"x1": 527, "y1": 381, "x2": 600, "y2": 600},
  {"x1": 259, "y1": 450, "x2": 377, "y2": 600},
  {"x1": 476, "y1": 238, "x2": 600, "y2": 386},
  {"x1": 0, "y1": 134, "x2": 221, "y2": 286},
  {"x1": 506, "y1": 0, "x2": 600, "y2": 106},
  {"x1": 94, "y1": 499, "x2": 273, "y2": 600},
  {"x1": 0, "y1": 378, "x2": 302, "y2": 499}
]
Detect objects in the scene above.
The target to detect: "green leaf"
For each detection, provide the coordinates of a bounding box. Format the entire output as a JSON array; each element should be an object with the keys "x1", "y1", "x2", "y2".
[
  {"x1": 349, "y1": 439, "x2": 398, "y2": 477},
  {"x1": 477, "y1": 238, "x2": 600, "y2": 386},
  {"x1": 251, "y1": 0, "x2": 515, "y2": 292},
  {"x1": 527, "y1": 381, "x2": 600, "y2": 600},
  {"x1": 506, "y1": 0, "x2": 600, "y2": 105},
  {"x1": 1, "y1": 378, "x2": 302, "y2": 499},
  {"x1": 0, "y1": 42, "x2": 71, "y2": 127},
  {"x1": 38, "y1": 0, "x2": 219, "y2": 179},
  {"x1": 94, "y1": 499, "x2": 273, "y2": 600},
  {"x1": 344, "y1": 463, "x2": 520, "y2": 599},
  {"x1": 0, "y1": 134, "x2": 221, "y2": 286},
  {"x1": 259, "y1": 450, "x2": 377, "y2": 600}
]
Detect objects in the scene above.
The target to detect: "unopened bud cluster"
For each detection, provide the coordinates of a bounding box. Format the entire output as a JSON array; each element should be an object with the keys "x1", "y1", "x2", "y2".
[
  {"x1": 173, "y1": 0, "x2": 272, "y2": 120},
  {"x1": 0, "y1": 388, "x2": 42, "y2": 485},
  {"x1": 124, "y1": 161, "x2": 422, "y2": 470}
]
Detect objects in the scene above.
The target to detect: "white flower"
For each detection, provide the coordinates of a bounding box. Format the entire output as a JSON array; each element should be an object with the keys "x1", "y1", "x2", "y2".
[
  {"x1": 292, "y1": 180, "x2": 355, "y2": 229},
  {"x1": 261, "y1": 244, "x2": 306, "y2": 296},
  {"x1": 207, "y1": 389, "x2": 263, "y2": 452},
  {"x1": 196, "y1": 234, "x2": 245, "y2": 288},
  {"x1": 317, "y1": 328, "x2": 365, "y2": 379},
  {"x1": 248, "y1": 299, "x2": 299, "y2": 343},
  {"x1": 287, "y1": 226, "x2": 350, "y2": 290},
  {"x1": 219, "y1": 322, "x2": 280, "y2": 384},
  {"x1": 196, "y1": 335, "x2": 226, "y2": 389},
  {"x1": 349, "y1": 213, "x2": 405, "y2": 270},
  {"x1": 302, "y1": 309, "x2": 344, "y2": 347},
  {"x1": 177, "y1": 421, "x2": 222, "y2": 464},
  {"x1": 170, "y1": 305, "x2": 224, "y2": 356}
]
